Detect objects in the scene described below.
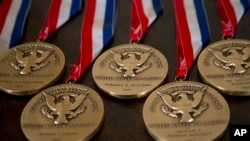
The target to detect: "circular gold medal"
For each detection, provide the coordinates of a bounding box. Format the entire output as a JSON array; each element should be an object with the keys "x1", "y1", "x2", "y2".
[
  {"x1": 143, "y1": 81, "x2": 230, "y2": 141},
  {"x1": 21, "y1": 83, "x2": 104, "y2": 141},
  {"x1": 198, "y1": 39, "x2": 250, "y2": 95},
  {"x1": 0, "y1": 41, "x2": 65, "y2": 95},
  {"x1": 92, "y1": 43, "x2": 168, "y2": 99}
]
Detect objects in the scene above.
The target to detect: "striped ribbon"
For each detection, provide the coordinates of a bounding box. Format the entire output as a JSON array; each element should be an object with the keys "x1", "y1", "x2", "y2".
[
  {"x1": 69, "y1": 0, "x2": 117, "y2": 81},
  {"x1": 130, "y1": 0, "x2": 163, "y2": 42},
  {"x1": 216, "y1": 0, "x2": 249, "y2": 38},
  {"x1": 174, "y1": 0, "x2": 210, "y2": 79},
  {"x1": 0, "y1": 0, "x2": 31, "y2": 54},
  {"x1": 39, "y1": 0, "x2": 82, "y2": 41}
]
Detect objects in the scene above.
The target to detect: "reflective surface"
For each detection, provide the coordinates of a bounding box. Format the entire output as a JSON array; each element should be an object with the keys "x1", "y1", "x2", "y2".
[
  {"x1": 0, "y1": 41, "x2": 65, "y2": 95},
  {"x1": 198, "y1": 39, "x2": 250, "y2": 95},
  {"x1": 143, "y1": 81, "x2": 230, "y2": 141},
  {"x1": 93, "y1": 43, "x2": 168, "y2": 99},
  {"x1": 21, "y1": 84, "x2": 104, "y2": 141}
]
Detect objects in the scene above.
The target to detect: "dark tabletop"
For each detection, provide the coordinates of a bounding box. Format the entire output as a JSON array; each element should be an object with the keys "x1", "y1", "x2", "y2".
[{"x1": 1, "y1": 0, "x2": 250, "y2": 141}]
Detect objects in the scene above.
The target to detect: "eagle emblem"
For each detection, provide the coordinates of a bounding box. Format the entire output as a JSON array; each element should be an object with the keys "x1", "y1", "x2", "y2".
[
  {"x1": 209, "y1": 47, "x2": 250, "y2": 73},
  {"x1": 109, "y1": 49, "x2": 153, "y2": 77},
  {"x1": 10, "y1": 48, "x2": 54, "y2": 74},
  {"x1": 41, "y1": 92, "x2": 87, "y2": 124},
  {"x1": 158, "y1": 87, "x2": 208, "y2": 123}
]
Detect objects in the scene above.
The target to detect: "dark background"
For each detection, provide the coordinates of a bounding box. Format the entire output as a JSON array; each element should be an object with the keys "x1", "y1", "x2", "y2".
[{"x1": 1, "y1": 0, "x2": 250, "y2": 140}]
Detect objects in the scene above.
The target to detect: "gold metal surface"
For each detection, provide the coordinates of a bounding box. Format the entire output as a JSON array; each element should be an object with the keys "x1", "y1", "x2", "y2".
[
  {"x1": 0, "y1": 41, "x2": 65, "y2": 95},
  {"x1": 198, "y1": 39, "x2": 250, "y2": 95},
  {"x1": 143, "y1": 81, "x2": 230, "y2": 141},
  {"x1": 21, "y1": 84, "x2": 104, "y2": 141},
  {"x1": 92, "y1": 43, "x2": 168, "y2": 99}
]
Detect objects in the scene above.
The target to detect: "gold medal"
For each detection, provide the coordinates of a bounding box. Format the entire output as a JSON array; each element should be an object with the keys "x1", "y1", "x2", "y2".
[
  {"x1": 143, "y1": 81, "x2": 230, "y2": 141},
  {"x1": 21, "y1": 83, "x2": 104, "y2": 141},
  {"x1": 0, "y1": 41, "x2": 65, "y2": 95},
  {"x1": 92, "y1": 43, "x2": 168, "y2": 99},
  {"x1": 198, "y1": 39, "x2": 250, "y2": 95}
]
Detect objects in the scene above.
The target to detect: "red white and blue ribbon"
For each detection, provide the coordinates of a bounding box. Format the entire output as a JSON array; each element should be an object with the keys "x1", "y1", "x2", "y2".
[
  {"x1": 69, "y1": 0, "x2": 117, "y2": 81},
  {"x1": 39, "y1": 0, "x2": 82, "y2": 41},
  {"x1": 216, "y1": 0, "x2": 249, "y2": 38},
  {"x1": 130, "y1": 0, "x2": 163, "y2": 42},
  {"x1": 0, "y1": 0, "x2": 31, "y2": 54},
  {"x1": 174, "y1": 0, "x2": 210, "y2": 78}
]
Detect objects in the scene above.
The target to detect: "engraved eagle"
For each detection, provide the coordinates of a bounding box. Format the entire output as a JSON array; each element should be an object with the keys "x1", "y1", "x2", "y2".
[
  {"x1": 110, "y1": 49, "x2": 154, "y2": 77},
  {"x1": 42, "y1": 92, "x2": 87, "y2": 124},
  {"x1": 12, "y1": 48, "x2": 54, "y2": 74},
  {"x1": 158, "y1": 87, "x2": 208, "y2": 123},
  {"x1": 209, "y1": 47, "x2": 250, "y2": 73}
]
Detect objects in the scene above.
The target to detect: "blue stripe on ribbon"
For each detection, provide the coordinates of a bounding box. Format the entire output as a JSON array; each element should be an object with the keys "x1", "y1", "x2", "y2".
[
  {"x1": 152, "y1": 0, "x2": 163, "y2": 15},
  {"x1": 240, "y1": 0, "x2": 250, "y2": 11},
  {"x1": 70, "y1": 0, "x2": 82, "y2": 17},
  {"x1": 103, "y1": 0, "x2": 117, "y2": 45},
  {"x1": 10, "y1": 0, "x2": 31, "y2": 47},
  {"x1": 194, "y1": 0, "x2": 210, "y2": 47}
]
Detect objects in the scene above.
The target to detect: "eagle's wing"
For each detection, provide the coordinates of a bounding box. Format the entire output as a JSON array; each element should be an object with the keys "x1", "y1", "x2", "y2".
[
  {"x1": 36, "y1": 49, "x2": 54, "y2": 63},
  {"x1": 157, "y1": 91, "x2": 179, "y2": 110},
  {"x1": 242, "y1": 47, "x2": 250, "y2": 60},
  {"x1": 208, "y1": 48, "x2": 230, "y2": 63},
  {"x1": 14, "y1": 48, "x2": 24, "y2": 64},
  {"x1": 136, "y1": 50, "x2": 153, "y2": 66},
  {"x1": 110, "y1": 51, "x2": 124, "y2": 66},
  {"x1": 43, "y1": 93, "x2": 57, "y2": 111},
  {"x1": 70, "y1": 94, "x2": 86, "y2": 110},
  {"x1": 192, "y1": 87, "x2": 206, "y2": 108}
]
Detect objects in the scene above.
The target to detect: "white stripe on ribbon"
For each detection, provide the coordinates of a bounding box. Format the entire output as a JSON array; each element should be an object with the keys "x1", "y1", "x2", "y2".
[
  {"x1": 230, "y1": 0, "x2": 246, "y2": 22},
  {"x1": 92, "y1": 0, "x2": 106, "y2": 60},
  {"x1": 57, "y1": 0, "x2": 73, "y2": 28},
  {"x1": 184, "y1": 0, "x2": 203, "y2": 58},
  {"x1": 0, "y1": 0, "x2": 22, "y2": 54},
  {"x1": 141, "y1": 0, "x2": 157, "y2": 27}
]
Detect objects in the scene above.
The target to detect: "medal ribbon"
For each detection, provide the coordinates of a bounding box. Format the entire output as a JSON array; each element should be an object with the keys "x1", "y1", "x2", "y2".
[
  {"x1": 0, "y1": 0, "x2": 31, "y2": 54},
  {"x1": 216, "y1": 0, "x2": 249, "y2": 38},
  {"x1": 69, "y1": 0, "x2": 117, "y2": 81},
  {"x1": 38, "y1": 0, "x2": 82, "y2": 41},
  {"x1": 130, "y1": 0, "x2": 163, "y2": 42},
  {"x1": 174, "y1": 0, "x2": 210, "y2": 79}
]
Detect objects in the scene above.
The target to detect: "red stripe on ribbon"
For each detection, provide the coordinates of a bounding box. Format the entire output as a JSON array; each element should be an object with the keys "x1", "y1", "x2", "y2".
[
  {"x1": 38, "y1": 0, "x2": 62, "y2": 41},
  {"x1": 69, "y1": 0, "x2": 96, "y2": 81},
  {"x1": 174, "y1": 0, "x2": 194, "y2": 78},
  {"x1": 0, "y1": 0, "x2": 12, "y2": 33},
  {"x1": 130, "y1": 0, "x2": 149, "y2": 42},
  {"x1": 216, "y1": 0, "x2": 237, "y2": 38}
]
